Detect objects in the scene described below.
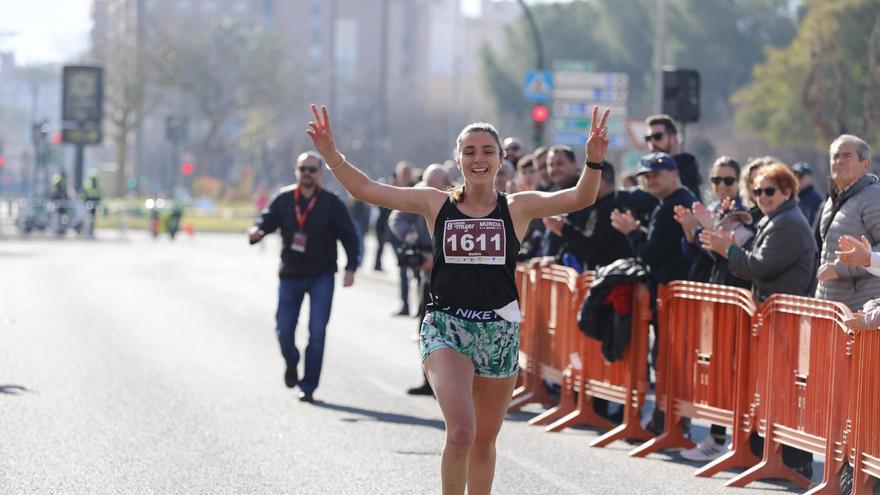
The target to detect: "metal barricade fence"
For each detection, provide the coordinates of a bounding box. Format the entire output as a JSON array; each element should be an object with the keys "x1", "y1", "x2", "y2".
[
  {"x1": 631, "y1": 281, "x2": 757, "y2": 472},
  {"x1": 509, "y1": 265, "x2": 580, "y2": 412},
  {"x1": 727, "y1": 294, "x2": 853, "y2": 493},
  {"x1": 852, "y1": 328, "x2": 880, "y2": 495}
]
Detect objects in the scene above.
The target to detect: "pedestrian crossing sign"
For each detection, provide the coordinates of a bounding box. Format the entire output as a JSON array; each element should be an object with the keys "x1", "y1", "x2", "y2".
[{"x1": 524, "y1": 71, "x2": 553, "y2": 102}]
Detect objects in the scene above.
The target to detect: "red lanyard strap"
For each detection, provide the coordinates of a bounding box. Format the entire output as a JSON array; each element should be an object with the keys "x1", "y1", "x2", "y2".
[{"x1": 294, "y1": 185, "x2": 321, "y2": 229}]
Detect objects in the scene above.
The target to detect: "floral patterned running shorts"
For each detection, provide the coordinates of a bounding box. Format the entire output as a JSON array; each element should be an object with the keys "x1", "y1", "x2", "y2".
[{"x1": 419, "y1": 309, "x2": 520, "y2": 378}]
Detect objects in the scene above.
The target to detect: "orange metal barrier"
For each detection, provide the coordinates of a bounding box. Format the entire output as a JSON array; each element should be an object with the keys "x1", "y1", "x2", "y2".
[
  {"x1": 561, "y1": 280, "x2": 654, "y2": 448},
  {"x1": 727, "y1": 294, "x2": 853, "y2": 493},
  {"x1": 630, "y1": 282, "x2": 758, "y2": 471},
  {"x1": 526, "y1": 269, "x2": 597, "y2": 427},
  {"x1": 851, "y1": 328, "x2": 880, "y2": 495},
  {"x1": 512, "y1": 265, "x2": 653, "y2": 444},
  {"x1": 509, "y1": 265, "x2": 581, "y2": 412}
]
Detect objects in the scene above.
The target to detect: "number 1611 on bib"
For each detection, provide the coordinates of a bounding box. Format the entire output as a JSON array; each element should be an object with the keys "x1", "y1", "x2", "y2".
[{"x1": 442, "y1": 218, "x2": 506, "y2": 265}]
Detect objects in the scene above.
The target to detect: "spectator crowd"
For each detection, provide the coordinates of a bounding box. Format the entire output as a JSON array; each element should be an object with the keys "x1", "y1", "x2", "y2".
[{"x1": 336, "y1": 115, "x2": 878, "y2": 479}]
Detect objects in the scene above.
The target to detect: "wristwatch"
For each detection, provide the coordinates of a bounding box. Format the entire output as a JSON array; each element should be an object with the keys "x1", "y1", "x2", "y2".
[{"x1": 585, "y1": 159, "x2": 605, "y2": 170}]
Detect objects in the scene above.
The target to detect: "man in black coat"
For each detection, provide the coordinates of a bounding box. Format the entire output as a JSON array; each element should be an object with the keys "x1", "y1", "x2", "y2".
[
  {"x1": 610, "y1": 152, "x2": 696, "y2": 433},
  {"x1": 249, "y1": 151, "x2": 360, "y2": 403},
  {"x1": 644, "y1": 114, "x2": 703, "y2": 202},
  {"x1": 543, "y1": 162, "x2": 655, "y2": 271},
  {"x1": 791, "y1": 161, "x2": 823, "y2": 226}
]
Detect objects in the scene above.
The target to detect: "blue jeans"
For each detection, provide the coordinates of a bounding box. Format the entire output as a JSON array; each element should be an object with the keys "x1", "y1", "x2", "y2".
[{"x1": 275, "y1": 273, "x2": 335, "y2": 393}]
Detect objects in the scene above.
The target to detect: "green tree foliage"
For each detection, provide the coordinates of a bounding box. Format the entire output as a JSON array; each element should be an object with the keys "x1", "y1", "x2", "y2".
[
  {"x1": 735, "y1": 0, "x2": 880, "y2": 149},
  {"x1": 481, "y1": 0, "x2": 796, "y2": 124}
]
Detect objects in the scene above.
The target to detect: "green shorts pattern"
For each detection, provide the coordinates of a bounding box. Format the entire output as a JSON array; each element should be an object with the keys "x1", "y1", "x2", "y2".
[{"x1": 419, "y1": 310, "x2": 520, "y2": 378}]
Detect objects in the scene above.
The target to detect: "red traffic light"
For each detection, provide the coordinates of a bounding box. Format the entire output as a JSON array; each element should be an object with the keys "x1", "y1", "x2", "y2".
[
  {"x1": 52, "y1": 132, "x2": 62, "y2": 145},
  {"x1": 531, "y1": 104, "x2": 549, "y2": 123},
  {"x1": 0, "y1": 155, "x2": 5, "y2": 168},
  {"x1": 181, "y1": 162, "x2": 195, "y2": 176}
]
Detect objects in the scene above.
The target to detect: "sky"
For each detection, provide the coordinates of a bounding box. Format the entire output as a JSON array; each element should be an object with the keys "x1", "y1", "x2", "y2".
[
  {"x1": 0, "y1": 0, "x2": 94, "y2": 65},
  {"x1": 0, "y1": 0, "x2": 564, "y2": 65}
]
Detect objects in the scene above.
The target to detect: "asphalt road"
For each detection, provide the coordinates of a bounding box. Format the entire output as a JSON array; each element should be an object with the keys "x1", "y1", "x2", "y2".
[{"x1": 0, "y1": 229, "x2": 805, "y2": 494}]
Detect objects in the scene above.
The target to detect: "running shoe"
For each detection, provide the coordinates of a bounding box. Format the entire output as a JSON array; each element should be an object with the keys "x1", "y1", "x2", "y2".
[{"x1": 680, "y1": 435, "x2": 728, "y2": 462}]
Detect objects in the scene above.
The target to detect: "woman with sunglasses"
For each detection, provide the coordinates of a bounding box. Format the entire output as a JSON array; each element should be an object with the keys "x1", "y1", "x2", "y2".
[
  {"x1": 699, "y1": 161, "x2": 818, "y2": 477},
  {"x1": 699, "y1": 162, "x2": 816, "y2": 303},
  {"x1": 674, "y1": 157, "x2": 754, "y2": 288},
  {"x1": 306, "y1": 104, "x2": 610, "y2": 495}
]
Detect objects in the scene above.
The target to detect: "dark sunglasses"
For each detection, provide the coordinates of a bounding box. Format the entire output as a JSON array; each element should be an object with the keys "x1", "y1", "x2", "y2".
[
  {"x1": 710, "y1": 176, "x2": 737, "y2": 186},
  {"x1": 298, "y1": 165, "x2": 319, "y2": 173},
  {"x1": 644, "y1": 131, "x2": 665, "y2": 142},
  {"x1": 752, "y1": 186, "x2": 777, "y2": 197}
]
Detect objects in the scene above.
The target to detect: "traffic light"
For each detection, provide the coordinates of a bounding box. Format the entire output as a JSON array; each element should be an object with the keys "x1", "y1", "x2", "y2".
[
  {"x1": 0, "y1": 155, "x2": 5, "y2": 169},
  {"x1": 530, "y1": 104, "x2": 548, "y2": 149},
  {"x1": 531, "y1": 104, "x2": 549, "y2": 123},
  {"x1": 181, "y1": 162, "x2": 195, "y2": 176}
]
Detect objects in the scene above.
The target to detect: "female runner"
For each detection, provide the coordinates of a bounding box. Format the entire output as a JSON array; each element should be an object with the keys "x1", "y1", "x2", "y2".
[{"x1": 306, "y1": 104, "x2": 610, "y2": 495}]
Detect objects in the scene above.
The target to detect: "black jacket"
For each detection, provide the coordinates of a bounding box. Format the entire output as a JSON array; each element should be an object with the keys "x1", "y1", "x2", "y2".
[
  {"x1": 798, "y1": 184, "x2": 823, "y2": 227},
  {"x1": 625, "y1": 187, "x2": 695, "y2": 287},
  {"x1": 254, "y1": 185, "x2": 360, "y2": 278},
  {"x1": 578, "y1": 258, "x2": 649, "y2": 362},
  {"x1": 674, "y1": 153, "x2": 703, "y2": 203},
  {"x1": 547, "y1": 189, "x2": 656, "y2": 269}
]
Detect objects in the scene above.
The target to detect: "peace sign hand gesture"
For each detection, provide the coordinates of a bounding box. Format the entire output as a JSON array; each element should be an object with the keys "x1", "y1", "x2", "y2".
[
  {"x1": 306, "y1": 104, "x2": 339, "y2": 163},
  {"x1": 585, "y1": 106, "x2": 611, "y2": 164}
]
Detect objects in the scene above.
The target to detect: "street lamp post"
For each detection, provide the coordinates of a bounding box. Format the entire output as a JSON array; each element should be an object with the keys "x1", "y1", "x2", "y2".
[{"x1": 517, "y1": 0, "x2": 547, "y2": 149}]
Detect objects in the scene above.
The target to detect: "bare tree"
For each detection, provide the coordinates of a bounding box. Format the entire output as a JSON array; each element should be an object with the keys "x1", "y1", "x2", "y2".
[{"x1": 150, "y1": 18, "x2": 300, "y2": 181}]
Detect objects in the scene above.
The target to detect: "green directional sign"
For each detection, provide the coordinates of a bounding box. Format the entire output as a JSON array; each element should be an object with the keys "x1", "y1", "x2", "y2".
[{"x1": 553, "y1": 60, "x2": 595, "y2": 72}]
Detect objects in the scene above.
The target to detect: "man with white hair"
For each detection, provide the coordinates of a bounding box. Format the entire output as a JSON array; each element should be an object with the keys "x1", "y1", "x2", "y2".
[{"x1": 815, "y1": 134, "x2": 880, "y2": 311}]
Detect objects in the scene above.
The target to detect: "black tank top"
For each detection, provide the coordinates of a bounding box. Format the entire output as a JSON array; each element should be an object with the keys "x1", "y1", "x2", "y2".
[{"x1": 428, "y1": 192, "x2": 520, "y2": 311}]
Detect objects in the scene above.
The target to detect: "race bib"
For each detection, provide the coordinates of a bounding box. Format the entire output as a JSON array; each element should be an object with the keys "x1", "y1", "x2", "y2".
[{"x1": 443, "y1": 219, "x2": 506, "y2": 265}]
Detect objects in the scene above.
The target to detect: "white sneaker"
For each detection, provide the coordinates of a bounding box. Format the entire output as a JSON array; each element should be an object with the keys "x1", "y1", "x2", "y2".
[{"x1": 680, "y1": 435, "x2": 727, "y2": 462}]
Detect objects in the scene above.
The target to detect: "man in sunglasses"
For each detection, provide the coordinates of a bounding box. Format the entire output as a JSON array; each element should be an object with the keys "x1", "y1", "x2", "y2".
[
  {"x1": 789, "y1": 161, "x2": 823, "y2": 226},
  {"x1": 248, "y1": 151, "x2": 361, "y2": 403},
  {"x1": 644, "y1": 114, "x2": 703, "y2": 202}
]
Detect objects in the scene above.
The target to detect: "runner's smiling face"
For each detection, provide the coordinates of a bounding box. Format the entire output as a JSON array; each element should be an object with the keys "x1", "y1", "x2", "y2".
[{"x1": 457, "y1": 131, "x2": 502, "y2": 188}]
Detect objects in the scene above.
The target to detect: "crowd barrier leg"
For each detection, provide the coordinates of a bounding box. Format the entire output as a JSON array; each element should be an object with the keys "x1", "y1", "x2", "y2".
[
  {"x1": 543, "y1": 350, "x2": 615, "y2": 433},
  {"x1": 725, "y1": 422, "x2": 812, "y2": 490}
]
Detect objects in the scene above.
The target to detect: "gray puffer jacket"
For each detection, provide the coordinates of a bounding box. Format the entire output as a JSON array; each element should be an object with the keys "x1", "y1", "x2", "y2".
[
  {"x1": 815, "y1": 174, "x2": 880, "y2": 311},
  {"x1": 727, "y1": 198, "x2": 817, "y2": 302}
]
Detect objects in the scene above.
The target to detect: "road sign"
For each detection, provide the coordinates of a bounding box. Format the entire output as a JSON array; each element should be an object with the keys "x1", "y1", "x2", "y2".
[
  {"x1": 61, "y1": 65, "x2": 104, "y2": 146},
  {"x1": 524, "y1": 71, "x2": 553, "y2": 102},
  {"x1": 62, "y1": 127, "x2": 101, "y2": 145},
  {"x1": 551, "y1": 62, "x2": 629, "y2": 151},
  {"x1": 553, "y1": 60, "x2": 595, "y2": 72},
  {"x1": 62, "y1": 66, "x2": 103, "y2": 124}
]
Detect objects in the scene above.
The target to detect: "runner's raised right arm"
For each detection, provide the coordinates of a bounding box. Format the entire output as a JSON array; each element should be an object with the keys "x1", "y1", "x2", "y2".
[{"x1": 306, "y1": 104, "x2": 446, "y2": 218}]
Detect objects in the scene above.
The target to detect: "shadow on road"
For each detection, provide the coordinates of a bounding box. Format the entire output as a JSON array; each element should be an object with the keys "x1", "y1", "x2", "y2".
[
  {"x1": 0, "y1": 384, "x2": 30, "y2": 395},
  {"x1": 311, "y1": 401, "x2": 445, "y2": 430}
]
